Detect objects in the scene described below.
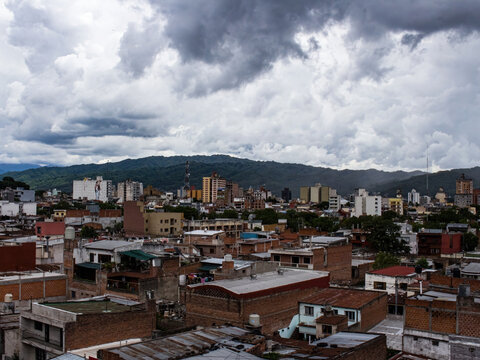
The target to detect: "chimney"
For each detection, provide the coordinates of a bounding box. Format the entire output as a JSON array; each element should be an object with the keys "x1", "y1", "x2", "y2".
[{"x1": 222, "y1": 254, "x2": 234, "y2": 271}]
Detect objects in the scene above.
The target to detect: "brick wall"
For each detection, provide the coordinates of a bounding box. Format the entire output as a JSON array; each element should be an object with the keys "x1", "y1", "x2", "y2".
[
  {"x1": 325, "y1": 243, "x2": 352, "y2": 283},
  {"x1": 340, "y1": 333, "x2": 387, "y2": 360},
  {"x1": 0, "y1": 242, "x2": 36, "y2": 271},
  {"x1": 0, "y1": 277, "x2": 66, "y2": 301},
  {"x1": 186, "y1": 277, "x2": 329, "y2": 335},
  {"x1": 405, "y1": 298, "x2": 435, "y2": 331},
  {"x1": 405, "y1": 295, "x2": 480, "y2": 337},
  {"x1": 359, "y1": 292, "x2": 387, "y2": 331},
  {"x1": 123, "y1": 201, "x2": 145, "y2": 236},
  {"x1": 430, "y1": 273, "x2": 480, "y2": 292},
  {"x1": 65, "y1": 309, "x2": 155, "y2": 350}
]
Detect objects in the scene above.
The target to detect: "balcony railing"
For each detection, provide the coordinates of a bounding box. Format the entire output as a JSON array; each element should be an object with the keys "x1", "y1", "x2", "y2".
[
  {"x1": 22, "y1": 329, "x2": 63, "y2": 352},
  {"x1": 276, "y1": 262, "x2": 313, "y2": 270}
]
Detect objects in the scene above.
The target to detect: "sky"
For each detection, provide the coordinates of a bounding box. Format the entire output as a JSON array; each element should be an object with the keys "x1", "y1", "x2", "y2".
[{"x1": 1, "y1": 0, "x2": 480, "y2": 171}]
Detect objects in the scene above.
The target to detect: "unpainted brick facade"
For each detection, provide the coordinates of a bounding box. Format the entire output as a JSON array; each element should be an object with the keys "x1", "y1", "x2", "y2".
[
  {"x1": 186, "y1": 276, "x2": 330, "y2": 335},
  {"x1": 65, "y1": 308, "x2": 155, "y2": 350}
]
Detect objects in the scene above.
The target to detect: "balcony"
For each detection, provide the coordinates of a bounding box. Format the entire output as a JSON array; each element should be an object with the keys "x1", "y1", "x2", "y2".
[
  {"x1": 22, "y1": 329, "x2": 63, "y2": 354},
  {"x1": 275, "y1": 262, "x2": 313, "y2": 270}
]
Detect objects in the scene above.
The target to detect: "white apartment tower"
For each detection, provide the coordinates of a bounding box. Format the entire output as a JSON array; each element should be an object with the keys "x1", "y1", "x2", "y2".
[
  {"x1": 72, "y1": 176, "x2": 113, "y2": 202},
  {"x1": 354, "y1": 189, "x2": 381, "y2": 217},
  {"x1": 408, "y1": 189, "x2": 420, "y2": 205}
]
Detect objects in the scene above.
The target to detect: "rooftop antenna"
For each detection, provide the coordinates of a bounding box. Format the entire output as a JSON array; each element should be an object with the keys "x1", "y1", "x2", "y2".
[
  {"x1": 183, "y1": 160, "x2": 190, "y2": 198},
  {"x1": 426, "y1": 145, "x2": 429, "y2": 195}
]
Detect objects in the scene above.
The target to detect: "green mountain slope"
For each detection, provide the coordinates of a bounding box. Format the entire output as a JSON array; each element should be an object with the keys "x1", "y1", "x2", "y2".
[{"x1": 3, "y1": 155, "x2": 424, "y2": 196}]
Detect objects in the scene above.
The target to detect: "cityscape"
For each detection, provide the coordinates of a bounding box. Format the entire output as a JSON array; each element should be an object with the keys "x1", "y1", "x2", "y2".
[{"x1": 1, "y1": 1, "x2": 480, "y2": 360}]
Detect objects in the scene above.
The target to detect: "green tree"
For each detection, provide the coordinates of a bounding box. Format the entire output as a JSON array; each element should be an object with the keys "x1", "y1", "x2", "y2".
[
  {"x1": 80, "y1": 226, "x2": 97, "y2": 239},
  {"x1": 53, "y1": 200, "x2": 73, "y2": 210},
  {"x1": 462, "y1": 232, "x2": 479, "y2": 252},
  {"x1": 364, "y1": 218, "x2": 410, "y2": 255},
  {"x1": 373, "y1": 252, "x2": 400, "y2": 270},
  {"x1": 415, "y1": 257, "x2": 429, "y2": 269},
  {"x1": 253, "y1": 209, "x2": 278, "y2": 225},
  {"x1": 0, "y1": 176, "x2": 30, "y2": 190},
  {"x1": 217, "y1": 209, "x2": 238, "y2": 219},
  {"x1": 163, "y1": 205, "x2": 200, "y2": 220}
]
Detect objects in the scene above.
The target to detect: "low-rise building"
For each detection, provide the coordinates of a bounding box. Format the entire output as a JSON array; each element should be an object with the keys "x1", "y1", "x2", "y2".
[
  {"x1": 185, "y1": 269, "x2": 330, "y2": 335},
  {"x1": 124, "y1": 201, "x2": 183, "y2": 237},
  {"x1": 20, "y1": 297, "x2": 155, "y2": 360},
  {"x1": 184, "y1": 229, "x2": 225, "y2": 257},
  {"x1": 100, "y1": 326, "x2": 264, "y2": 360},
  {"x1": 183, "y1": 218, "x2": 243, "y2": 238},
  {"x1": 417, "y1": 229, "x2": 462, "y2": 256},
  {"x1": 280, "y1": 288, "x2": 386, "y2": 340},
  {"x1": 403, "y1": 285, "x2": 480, "y2": 360},
  {"x1": 365, "y1": 266, "x2": 425, "y2": 295}
]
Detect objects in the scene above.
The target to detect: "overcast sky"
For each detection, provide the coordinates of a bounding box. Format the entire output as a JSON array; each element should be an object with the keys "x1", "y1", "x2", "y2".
[{"x1": 1, "y1": 0, "x2": 480, "y2": 171}]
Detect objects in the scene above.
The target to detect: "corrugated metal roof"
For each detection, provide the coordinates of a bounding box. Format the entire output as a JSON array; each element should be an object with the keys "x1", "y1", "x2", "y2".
[
  {"x1": 105, "y1": 327, "x2": 257, "y2": 360},
  {"x1": 51, "y1": 353, "x2": 84, "y2": 360},
  {"x1": 188, "y1": 269, "x2": 328, "y2": 295}
]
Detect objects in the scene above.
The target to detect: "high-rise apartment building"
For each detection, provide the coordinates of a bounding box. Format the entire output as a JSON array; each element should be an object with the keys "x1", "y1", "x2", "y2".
[
  {"x1": 117, "y1": 180, "x2": 143, "y2": 203},
  {"x1": 354, "y1": 189, "x2": 381, "y2": 217},
  {"x1": 455, "y1": 174, "x2": 473, "y2": 208},
  {"x1": 202, "y1": 172, "x2": 226, "y2": 204}
]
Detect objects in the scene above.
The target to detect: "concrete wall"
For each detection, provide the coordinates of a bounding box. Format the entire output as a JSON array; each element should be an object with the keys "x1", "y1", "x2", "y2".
[{"x1": 403, "y1": 329, "x2": 450, "y2": 360}]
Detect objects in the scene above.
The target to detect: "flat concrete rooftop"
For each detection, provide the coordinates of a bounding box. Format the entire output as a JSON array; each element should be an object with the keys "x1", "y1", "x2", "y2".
[{"x1": 44, "y1": 300, "x2": 133, "y2": 314}]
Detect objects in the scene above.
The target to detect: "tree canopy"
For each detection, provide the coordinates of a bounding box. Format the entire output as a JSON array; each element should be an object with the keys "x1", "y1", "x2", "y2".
[{"x1": 373, "y1": 252, "x2": 400, "y2": 270}]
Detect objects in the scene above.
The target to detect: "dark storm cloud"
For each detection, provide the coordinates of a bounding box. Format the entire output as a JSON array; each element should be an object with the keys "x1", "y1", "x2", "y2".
[
  {"x1": 16, "y1": 116, "x2": 158, "y2": 145},
  {"x1": 401, "y1": 33, "x2": 425, "y2": 50},
  {"x1": 118, "y1": 21, "x2": 166, "y2": 77},
  {"x1": 149, "y1": 0, "x2": 480, "y2": 93}
]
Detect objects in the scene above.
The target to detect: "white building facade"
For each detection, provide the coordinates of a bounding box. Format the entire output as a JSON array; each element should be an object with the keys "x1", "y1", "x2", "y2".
[
  {"x1": 354, "y1": 190, "x2": 381, "y2": 217},
  {"x1": 73, "y1": 176, "x2": 113, "y2": 202}
]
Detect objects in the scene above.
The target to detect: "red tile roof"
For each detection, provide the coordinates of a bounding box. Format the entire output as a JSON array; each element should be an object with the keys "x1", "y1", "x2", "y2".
[{"x1": 369, "y1": 266, "x2": 415, "y2": 277}]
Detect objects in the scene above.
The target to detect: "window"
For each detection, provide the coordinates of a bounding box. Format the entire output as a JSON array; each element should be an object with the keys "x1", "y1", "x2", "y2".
[
  {"x1": 71, "y1": 291, "x2": 76, "y2": 298},
  {"x1": 413, "y1": 336, "x2": 418, "y2": 341},
  {"x1": 34, "y1": 321, "x2": 43, "y2": 331},
  {"x1": 292, "y1": 256, "x2": 300, "y2": 264},
  {"x1": 303, "y1": 257, "x2": 311, "y2": 264},
  {"x1": 273, "y1": 255, "x2": 280, "y2": 262},
  {"x1": 432, "y1": 340, "x2": 439, "y2": 346},
  {"x1": 304, "y1": 306, "x2": 314, "y2": 316},
  {"x1": 374, "y1": 281, "x2": 386, "y2": 290},
  {"x1": 322, "y1": 325, "x2": 332, "y2": 334},
  {"x1": 345, "y1": 311, "x2": 355, "y2": 322},
  {"x1": 35, "y1": 348, "x2": 46, "y2": 360},
  {"x1": 209, "y1": 248, "x2": 214, "y2": 254},
  {"x1": 89, "y1": 253, "x2": 94, "y2": 262},
  {"x1": 399, "y1": 283, "x2": 408, "y2": 291}
]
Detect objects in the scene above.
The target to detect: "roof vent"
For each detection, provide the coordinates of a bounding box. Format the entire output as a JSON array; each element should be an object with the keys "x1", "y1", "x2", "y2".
[
  {"x1": 250, "y1": 274, "x2": 257, "y2": 280},
  {"x1": 277, "y1": 269, "x2": 284, "y2": 275}
]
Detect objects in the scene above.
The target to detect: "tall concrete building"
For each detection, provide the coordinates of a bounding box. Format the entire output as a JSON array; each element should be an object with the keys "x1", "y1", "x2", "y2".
[
  {"x1": 72, "y1": 176, "x2": 113, "y2": 202},
  {"x1": 117, "y1": 180, "x2": 143, "y2": 203},
  {"x1": 455, "y1": 174, "x2": 473, "y2": 208},
  {"x1": 202, "y1": 172, "x2": 226, "y2": 204},
  {"x1": 408, "y1": 189, "x2": 420, "y2": 205},
  {"x1": 354, "y1": 189, "x2": 381, "y2": 217}
]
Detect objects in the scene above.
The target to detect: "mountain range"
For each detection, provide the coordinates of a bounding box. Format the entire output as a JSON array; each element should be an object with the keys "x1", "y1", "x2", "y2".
[{"x1": 1, "y1": 155, "x2": 478, "y2": 197}]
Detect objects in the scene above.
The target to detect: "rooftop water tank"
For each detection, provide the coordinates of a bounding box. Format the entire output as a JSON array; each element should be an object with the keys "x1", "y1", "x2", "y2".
[
  {"x1": 65, "y1": 226, "x2": 75, "y2": 240},
  {"x1": 249, "y1": 314, "x2": 260, "y2": 327}
]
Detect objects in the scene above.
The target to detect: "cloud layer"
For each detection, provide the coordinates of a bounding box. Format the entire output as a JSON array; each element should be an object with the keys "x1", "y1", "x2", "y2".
[{"x1": 1, "y1": 0, "x2": 480, "y2": 171}]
